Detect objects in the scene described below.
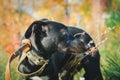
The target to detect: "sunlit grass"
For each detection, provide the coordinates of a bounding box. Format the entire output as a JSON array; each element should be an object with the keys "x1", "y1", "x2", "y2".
[
  {"x1": 0, "y1": 50, "x2": 7, "y2": 80},
  {"x1": 74, "y1": 68, "x2": 85, "y2": 80},
  {"x1": 100, "y1": 29, "x2": 120, "y2": 80},
  {"x1": 0, "y1": 50, "x2": 22, "y2": 80}
]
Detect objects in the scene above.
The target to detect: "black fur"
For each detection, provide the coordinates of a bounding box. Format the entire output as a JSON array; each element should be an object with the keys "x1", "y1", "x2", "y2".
[{"x1": 19, "y1": 19, "x2": 103, "y2": 80}]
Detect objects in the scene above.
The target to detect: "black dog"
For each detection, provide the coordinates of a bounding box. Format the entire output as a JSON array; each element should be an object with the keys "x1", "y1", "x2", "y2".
[{"x1": 18, "y1": 19, "x2": 103, "y2": 80}]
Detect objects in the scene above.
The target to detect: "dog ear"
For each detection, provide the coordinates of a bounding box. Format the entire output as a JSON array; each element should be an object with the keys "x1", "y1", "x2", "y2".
[
  {"x1": 25, "y1": 20, "x2": 48, "y2": 38},
  {"x1": 24, "y1": 22, "x2": 34, "y2": 38}
]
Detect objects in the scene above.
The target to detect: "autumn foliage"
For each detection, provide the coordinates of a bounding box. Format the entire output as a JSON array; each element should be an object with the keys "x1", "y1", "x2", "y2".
[
  {"x1": 0, "y1": 0, "x2": 120, "y2": 80},
  {"x1": 0, "y1": 0, "x2": 34, "y2": 55},
  {"x1": 0, "y1": 0, "x2": 119, "y2": 55}
]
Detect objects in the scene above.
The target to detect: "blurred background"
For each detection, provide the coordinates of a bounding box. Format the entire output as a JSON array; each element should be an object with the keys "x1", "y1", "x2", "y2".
[{"x1": 0, "y1": 0, "x2": 120, "y2": 80}]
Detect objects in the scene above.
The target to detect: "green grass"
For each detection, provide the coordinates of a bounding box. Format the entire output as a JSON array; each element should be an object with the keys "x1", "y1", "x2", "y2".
[
  {"x1": 74, "y1": 68, "x2": 85, "y2": 80},
  {"x1": 0, "y1": 50, "x2": 7, "y2": 80},
  {"x1": 100, "y1": 29, "x2": 120, "y2": 80},
  {"x1": 0, "y1": 49, "x2": 22, "y2": 80}
]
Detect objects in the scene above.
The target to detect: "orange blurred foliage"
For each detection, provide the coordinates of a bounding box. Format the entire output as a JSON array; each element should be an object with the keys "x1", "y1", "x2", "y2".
[
  {"x1": 5, "y1": 43, "x2": 15, "y2": 56},
  {"x1": 0, "y1": 0, "x2": 115, "y2": 56},
  {"x1": 0, "y1": 0, "x2": 34, "y2": 56}
]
